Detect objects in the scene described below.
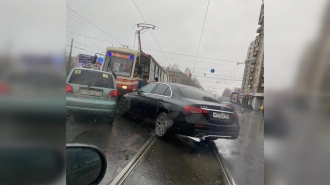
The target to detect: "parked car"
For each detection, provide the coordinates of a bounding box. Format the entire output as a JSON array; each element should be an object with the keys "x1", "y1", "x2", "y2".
[
  {"x1": 66, "y1": 68, "x2": 118, "y2": 123},
  {"x1": 118, "y1": 83, "x2": 240, "y2": 140}
]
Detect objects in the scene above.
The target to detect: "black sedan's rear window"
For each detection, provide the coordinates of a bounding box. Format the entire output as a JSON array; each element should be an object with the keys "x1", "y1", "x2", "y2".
[
  {"x1": 179, "y1": 87, "x2": 219, "y2": 103},
  {"x1": 68, "y1": 69, "x2": 114, "y2": 88}
]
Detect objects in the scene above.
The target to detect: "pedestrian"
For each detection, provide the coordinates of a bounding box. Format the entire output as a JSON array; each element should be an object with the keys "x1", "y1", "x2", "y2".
[
  {"x1": 154, "y1": 77, "x2": 158, "y2": 82},
  {"x1": 260, "y1": 104, "x2": 264, "y2": 118},
  {"x1": 136, "y1": 75, "x2": 148, "y2": 91}
]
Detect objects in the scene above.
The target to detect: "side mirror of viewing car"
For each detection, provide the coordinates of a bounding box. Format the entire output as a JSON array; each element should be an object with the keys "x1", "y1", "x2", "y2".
[
  {"x1": 138, "y1": 65, "x2": 143, "y2": 74},
  {"x1": 66, "y1": 144, "x2": 107, "y2": 185}
]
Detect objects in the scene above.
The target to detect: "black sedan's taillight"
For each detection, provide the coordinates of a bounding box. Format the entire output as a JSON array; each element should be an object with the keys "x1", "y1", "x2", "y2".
[{"x1": 183, "y1": 106, "x2": 209, "y2": 114}]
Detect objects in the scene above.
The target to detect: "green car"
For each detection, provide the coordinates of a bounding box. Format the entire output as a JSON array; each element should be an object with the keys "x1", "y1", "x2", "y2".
[{"x1": 66, "y1": 68, "x2": 118, "y2": 122}]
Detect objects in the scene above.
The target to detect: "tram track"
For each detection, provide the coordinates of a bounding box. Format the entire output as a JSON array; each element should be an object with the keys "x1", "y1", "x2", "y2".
[{"x1": 110, "y1": 134, "x2": 236, "y2": 185}]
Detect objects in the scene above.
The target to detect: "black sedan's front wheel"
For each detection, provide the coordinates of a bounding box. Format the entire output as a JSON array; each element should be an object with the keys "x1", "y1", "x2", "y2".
[{"x1": 155, "y1": 112, "x2": 173, "y2": 138}]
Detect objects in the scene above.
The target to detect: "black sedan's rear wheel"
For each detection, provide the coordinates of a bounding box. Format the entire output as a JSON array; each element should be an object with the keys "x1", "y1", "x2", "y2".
[
  {"x1": 155, "y1": 112, "x2": 172, "y2": 138},
  {"x1": 118, "y1": 98, "x2": 128, "y2": 116}
]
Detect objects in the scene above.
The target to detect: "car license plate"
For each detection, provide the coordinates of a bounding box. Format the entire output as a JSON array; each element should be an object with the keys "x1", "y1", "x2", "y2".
[
  {"x1": 213, "y1": 112, "x2": 229, "y2": 119},
  {"x1": 80, "y1": 89, "x2": 102, "y2": 96}
]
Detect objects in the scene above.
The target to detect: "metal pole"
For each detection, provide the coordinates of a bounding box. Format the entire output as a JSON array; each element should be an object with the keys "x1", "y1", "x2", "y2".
[
  {"x1": 67, "y1": 38, "x2": 73, "y2": 75},
  {"x1": 137, "y1": 27, "x2": 146, "y2": 53}
]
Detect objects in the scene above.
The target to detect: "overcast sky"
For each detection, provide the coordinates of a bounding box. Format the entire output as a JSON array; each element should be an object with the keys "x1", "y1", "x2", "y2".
[{"x1": 66, "y1": 0, "x2": 262, "y2": 95}]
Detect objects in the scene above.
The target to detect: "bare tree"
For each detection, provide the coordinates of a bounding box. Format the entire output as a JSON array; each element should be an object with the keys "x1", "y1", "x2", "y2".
[
  {"x1": 184, "y1": 67, "x2": 191, "y2": 74},
  {"x1": 192, "y1": 76, "x2": 200, "y2": 86},
  {"x1": 172, "y1": 63, "x2": 179, "y2": 70},
  {"x1": 222, "y1": 88, "x2": 232, "y2": 97},
  {"x1": 166, "y1": 63, "x2": 179, "y2": 70}
]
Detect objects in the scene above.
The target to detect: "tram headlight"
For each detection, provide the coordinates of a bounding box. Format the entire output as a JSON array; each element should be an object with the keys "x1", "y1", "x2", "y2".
[{"x1": 122, "y1": 86, "x2": 127, "y2": 89}]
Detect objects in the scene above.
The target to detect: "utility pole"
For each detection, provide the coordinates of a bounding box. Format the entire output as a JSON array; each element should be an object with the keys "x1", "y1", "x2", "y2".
[{"x1": 67, "y1": 38, "x2": 73, "y2": 76}]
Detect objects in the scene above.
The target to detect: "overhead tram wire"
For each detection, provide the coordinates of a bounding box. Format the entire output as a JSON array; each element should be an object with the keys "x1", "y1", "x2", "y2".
[
  {"x1": 193, "y1": 0, "x2": 211, "y2": 73},
  {"x1": 131, "y1": 0, "x2": 170, "y2": 66},
  {"x1": 66, "y1": 31, "x2": 241, "y2": 64},
  {"x1": 66, "y1": 39, "x2": 104, "y2": 54},
  {"x1": 66, "y1": 14, "x2": 118, "y2": 47},
  {"x1": 66, "y1": 6, "x2": 124, "y2": 46},
  {"x1": 66, "y1": 12, "x2": 122, "y2": 47}
]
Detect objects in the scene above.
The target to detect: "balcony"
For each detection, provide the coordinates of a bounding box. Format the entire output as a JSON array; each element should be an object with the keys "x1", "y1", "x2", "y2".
[
  {"x1": 250, "y1": 68, "x2": 254, "y2": 72},
  {"x1": 261, "y1": 83, "x2": 264, "y2": 87},
  {"x1": 248, "y1": 85, "x2": 251, "y2": 88},
  {"x1": 257, "y1": 25, "x2": 262, "y2": 33},
  {"x1": 251, "y1": 65, "x2": 255, "y2": 68},
  {"x1": 249, "y1": 76, "x2": 253, "y2": 80},
  {"x1": 251, "y1": 59, "x2": 256, "y2": 64}
]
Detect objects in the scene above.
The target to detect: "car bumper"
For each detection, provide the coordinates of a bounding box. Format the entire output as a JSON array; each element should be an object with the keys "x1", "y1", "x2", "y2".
[
  {"x1": 66, "y1": 96, "x2": 116, "y2": 116},
  {"x1": 172, "y1": 119, "x2": 240, "y2": 139}
]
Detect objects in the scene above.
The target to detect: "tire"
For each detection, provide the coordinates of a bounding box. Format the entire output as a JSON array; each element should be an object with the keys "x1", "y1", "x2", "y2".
[
  {"x1": 155, "y1": 112, "x2": 173, "y2": 138},
  {"x1": 108, "y1": 116, "x2": 115, "y2": 124},
  {"x1": 118, "y1": 98, "x2": 128, "y2": 116}
]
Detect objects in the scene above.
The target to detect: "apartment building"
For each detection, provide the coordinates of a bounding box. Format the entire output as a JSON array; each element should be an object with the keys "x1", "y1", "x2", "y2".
[{"x1": 240, "y1": 1, "x2": 264, "y2": 110}]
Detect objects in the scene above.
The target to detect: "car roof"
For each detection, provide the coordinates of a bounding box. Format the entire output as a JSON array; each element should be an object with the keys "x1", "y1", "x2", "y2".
[
  {"x1": 71, "y1": 67, "x2": 114, "y2": 75},
  {"x1": 164, "y1": 82, "x2": 200, "y2": 90}
]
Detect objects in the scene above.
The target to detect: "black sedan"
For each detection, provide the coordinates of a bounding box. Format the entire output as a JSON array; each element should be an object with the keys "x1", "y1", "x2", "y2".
[{"x1": 118, "y1": 83, "x2": 240, "y2": 140}]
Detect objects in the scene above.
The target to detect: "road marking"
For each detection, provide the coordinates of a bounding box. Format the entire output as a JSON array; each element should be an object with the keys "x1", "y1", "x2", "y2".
[
  {"x1": 110, "y1": 135, "x2": 156, "y2": 185},
  {"x1": 211, "y1": 142, "x2": 237, "y2": 185}
]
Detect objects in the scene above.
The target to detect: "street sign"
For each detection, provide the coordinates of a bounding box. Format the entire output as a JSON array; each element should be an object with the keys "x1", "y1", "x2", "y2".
[{"x1": 211, "y1": 69, "x2": 215, "y2": 73}]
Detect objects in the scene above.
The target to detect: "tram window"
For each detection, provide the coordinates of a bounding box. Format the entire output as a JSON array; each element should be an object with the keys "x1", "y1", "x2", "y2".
[
  {"x1": 155, "y1": 66, "x2": 159, "y2": 80},
  {"x1": 149, "y1": 62, "x2": 155, "y2": 82},
  {"x1": 139, "y1": 55, "x2": 150, "y2": 79}
]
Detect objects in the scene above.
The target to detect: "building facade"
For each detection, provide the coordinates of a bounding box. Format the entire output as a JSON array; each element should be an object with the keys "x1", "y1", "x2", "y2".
[
  {"x1": 240, "y1": 1, "x2": 264, "y2": 110},
  {"x1": 241, "y1": 41, "x2": 256, "y2": 94}
]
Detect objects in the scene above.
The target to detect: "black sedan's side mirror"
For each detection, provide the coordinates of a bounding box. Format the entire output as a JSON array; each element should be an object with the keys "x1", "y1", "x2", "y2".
[
  {"x1": 66, "y1": 144, "x2": 107, "y2": 185},
  {"x1": 138, "y1": 90, "x2": 144, "y2": 96}
]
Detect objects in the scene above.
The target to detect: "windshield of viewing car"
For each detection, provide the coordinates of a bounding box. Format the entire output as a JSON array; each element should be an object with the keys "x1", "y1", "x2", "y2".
[
  {"x1": 179, "y1": 87, "x2": 219, "y2": 103},
  {"x1": 68, "y1": 69, "x2": 114, "y2": 88},
  {"x1": 65, "y1": 0, "x2": 265, "y2": 184},
  {"x1": 103, "y1": 52, "x2": 134, "y2": 77}
]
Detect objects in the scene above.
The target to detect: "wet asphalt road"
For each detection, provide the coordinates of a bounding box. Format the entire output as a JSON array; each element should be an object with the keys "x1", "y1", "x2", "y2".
[
  {"x1": 67, "y1": 110, "x2": 264, "y2": 185},
  {"x1": 122, "y1": 136, "x2": 228, "y2": 185},
  {"x1": 214, "y1": 113, "x2": 264, "y2": 185}
]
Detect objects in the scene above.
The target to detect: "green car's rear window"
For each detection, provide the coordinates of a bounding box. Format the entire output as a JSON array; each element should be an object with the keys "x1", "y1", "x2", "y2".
[{"x1": 69, "y1": 69, "x2": 114, "y2": 88}]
